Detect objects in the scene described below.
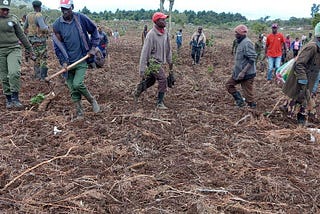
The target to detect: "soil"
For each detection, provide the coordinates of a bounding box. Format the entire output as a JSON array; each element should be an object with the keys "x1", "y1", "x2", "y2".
[{"x1": 0, "y1": 25, "x2": 320, "y2": 213}]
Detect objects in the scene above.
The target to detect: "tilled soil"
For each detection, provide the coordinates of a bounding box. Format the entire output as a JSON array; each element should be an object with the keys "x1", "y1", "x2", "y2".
[{"x1": 0, "y1": 26, "x2": 319, "y2": 213}]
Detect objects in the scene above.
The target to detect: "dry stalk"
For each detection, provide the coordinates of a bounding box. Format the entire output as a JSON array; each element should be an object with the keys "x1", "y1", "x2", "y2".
[
  {"x1": 267, "y1": 96, "x2": 285, "y2": 118},
  {"x1": 1, "y1": 147, "x2": 75, "y2": 191}
]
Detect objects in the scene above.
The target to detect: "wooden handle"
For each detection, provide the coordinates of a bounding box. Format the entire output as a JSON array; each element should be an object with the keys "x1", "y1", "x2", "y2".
[{"x1": 45, "y1": 54, "x2": 90, "y2": 81}]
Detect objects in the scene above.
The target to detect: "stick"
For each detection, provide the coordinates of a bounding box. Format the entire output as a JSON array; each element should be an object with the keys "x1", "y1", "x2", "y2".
[
  {"x1": 45, "y1": 55, "x2": 90, "y2": 81},
  {"x1": 1, "y1": 147, "x2": 75, "y2": 191},
  {"x1": 267, "y1": 96, "x2": 284, "y2": 118},
  {"x1": 234, "y1": 114, "x2": 251, "y2": 126}
]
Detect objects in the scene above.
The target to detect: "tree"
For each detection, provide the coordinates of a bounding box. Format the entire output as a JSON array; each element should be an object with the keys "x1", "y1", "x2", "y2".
[
  {"x1": 312, "y1": 13, "x2": 320, "y2": 27},
  {"x1": 311, "y1": 3, "x2": 320, "y2": 18},
  {"x1": 81, "y1": 6, "x2": 91, "y2": 15}
]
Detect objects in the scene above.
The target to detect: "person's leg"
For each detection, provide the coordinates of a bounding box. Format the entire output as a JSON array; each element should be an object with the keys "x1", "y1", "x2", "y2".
[
  {"x1": 154, "y1": 67, "x2": 168, "y2": 109},
  {"x1": 267, "y1": 57, "x2": 275, "y2": 81},
  {"x1": 241, "y1": 78, "x2": 256, "y2": 107},
  {"x1": 226, "y1": 77, "x2": 245, "y2": 107},
  {"x1": 274, "y1": 56, "x2": 282, "y2": 73}
]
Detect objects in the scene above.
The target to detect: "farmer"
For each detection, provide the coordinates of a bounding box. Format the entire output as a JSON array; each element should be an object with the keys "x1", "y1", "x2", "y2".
[
  {"x1": 52, "y1": 0, "x2": 100, "y2": 119},
  {"x1": 290, "y1": 37, "x2": 302, "y2": 57},
  {"x1": 97, "y1": 25, "x2": 108, "y2": 58},
  {"x1": 281, "y1": 22, "x2": 320, "y2": 125},
  {"x1": 0, "y1": 0, "x2": 35, "y2": 109},
  {"x1": 190, "y1": 26, "x2": 206, "y2": 65},
  {"x1": 134, "y1": 12, "x2": 173, "y2": 109},
  {"x1": 176, "y1": 29, "x2": 182, "y2": 53},
  {"x1": 265, "y1": 23, "x2": 286, "y2": 82},
  {"x1": 225, "y1": 24, "x2": 257, "y2": 108},
  {"x1": 255, "y1": 34, "x2": 266, "y2": 72},
  {"x1": 141, "y1": 24, "x2": 148, "y2": 46},
  {"x1": 24, "y1": 0, "x2": 49, "y2": 80}
]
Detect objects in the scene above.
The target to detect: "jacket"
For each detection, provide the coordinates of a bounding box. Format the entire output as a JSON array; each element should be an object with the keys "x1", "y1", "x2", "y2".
[{"x1": 282, "y1": 39, "x2": 320, "y2": 100}]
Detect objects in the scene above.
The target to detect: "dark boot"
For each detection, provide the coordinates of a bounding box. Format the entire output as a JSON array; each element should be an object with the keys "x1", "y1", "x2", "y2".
[
  {"x1": 297, "y1": 113, "x2": 306, "y2": 125},
  {"x1": 83, "y1": 92, "x2": 100, "y2": 113},
  {"x1": 156, "y1": 92, "x2": 168, "y2": 109},
  {"x1": 75, "y1": 101, "x2": 84, "y2": 119},
  {"x1": 11, "y1": 92, "x2": 24, "y2": 108},
  {"x1": 40, "y1": 67, "x2": 48, "y2": 80},
  {"x1": 247, "y1": 102, "x2": 257, "y2": 108},
  {"x1": 5, "y1": 95, "x2": 12, "y2": 109},
  {"x1": 34, "y1": 66, "x2": 41, "y2": 79},
  {"x1": 232, "y1": 91, "x2": 245, "y2": 107}
]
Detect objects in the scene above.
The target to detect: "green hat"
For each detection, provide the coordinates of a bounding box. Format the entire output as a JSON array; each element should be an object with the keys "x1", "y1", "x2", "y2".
[
  {"x1": 315, "y1": 22, "x2": 320, "y2": 37},
  {"x1": 32, "y1": 0, "x2": 42, "y2": 7},
  {"x1": 0, "y1": 0, "x2": 11, "y2": 9}
]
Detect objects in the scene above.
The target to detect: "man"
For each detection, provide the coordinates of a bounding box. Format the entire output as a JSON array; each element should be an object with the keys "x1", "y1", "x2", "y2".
[
  {"x1": 176, "y1": 29, "x2": 182, "y2": 53},
  {"x1": 265, "y1": 23, "x2": 286, "y2": 82},
  {"x1": 141, "y1": 24, "x2": 148, "y2": 46},
  {"x1": 190, "y1": 26, "x2": 206, "y2": 65},
  {"x1": 225, "y1": 24, "x2": 257, "y2": 108},
  {"x1": 0, "y1": 0, "x2": 35, "y2": 109},
  {"x1": 97, "y1": 25, "x2": 108, "y2": 58},
  {"x1": 281, "y1": 23, "x2": 320, "y2": 125},
  {"x1": 24, "y1": 0, "x2": 49, "y2": 80},
  {"x1": 255, "y1": 34, "x2": 265, "y2": 72},
  {"x1": 134, "y1": 12, "x2": 173, "y2": 109},
  {"x1": 52, "y1": 0, "x2": 100, "y2": 119}
]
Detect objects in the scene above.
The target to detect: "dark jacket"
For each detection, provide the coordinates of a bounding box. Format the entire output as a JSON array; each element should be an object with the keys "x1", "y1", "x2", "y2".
[{"x1": 283, "y1": 39, "x2": 320, "y2": 100}]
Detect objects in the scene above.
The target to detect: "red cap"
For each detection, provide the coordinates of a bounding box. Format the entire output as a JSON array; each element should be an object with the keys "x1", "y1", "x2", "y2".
[{"x1": 152, "y1": 12, "x2": 169, "y2": 23}]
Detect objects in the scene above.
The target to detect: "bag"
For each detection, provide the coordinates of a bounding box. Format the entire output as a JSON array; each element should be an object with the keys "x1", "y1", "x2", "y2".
[{"x1": 276, "y1": 58, "x2": 295, "y2": 83}]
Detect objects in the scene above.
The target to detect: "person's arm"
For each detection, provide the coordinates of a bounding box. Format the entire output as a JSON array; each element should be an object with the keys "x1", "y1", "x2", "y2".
[
  {"x1": 14, "y1": 19, "x2": 32, "y2": 51},
  {"x1": 80, "y1": 13, "x2": 99, "y2": 48},
  {"x1": 36, "y1": 15, "x2": 49, "y2": 32},
  {"x1": 139, "y1": 33, "x2": 153, "y2": 78}
]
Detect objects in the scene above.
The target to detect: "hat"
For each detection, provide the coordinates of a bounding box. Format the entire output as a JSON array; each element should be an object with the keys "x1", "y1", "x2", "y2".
[
  {"x1": 0, "y1": 0, "x2": 11, "y2": 9},
  {"x1": 271, "y1": 23, "x2": 278, "y2": 28},
  {"x1": 59, "y1": 0, "x2": 73, "y2": 9},
  {"x1": 152, "y1": 12, "x2": 169, "y2": 23},
  {"x1": 32, "y1": 0, "x2": 42, "y2": 7},
  {"x1": 314, "y1": 22, "x2": 320, "y2": 37},
  {"x1": 234, "y1": 24, "x2": 248, "y2": 36}
]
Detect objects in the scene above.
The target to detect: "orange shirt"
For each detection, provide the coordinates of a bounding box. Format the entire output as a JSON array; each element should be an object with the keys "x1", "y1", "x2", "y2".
[{"x1": 266, "y1": 33, "x2": 285, "y2": 57}]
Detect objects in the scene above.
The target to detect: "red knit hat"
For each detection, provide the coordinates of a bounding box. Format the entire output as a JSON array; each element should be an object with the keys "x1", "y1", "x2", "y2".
[{"x1": 152, "y1": 12, "x2": 169, "y2": 23}]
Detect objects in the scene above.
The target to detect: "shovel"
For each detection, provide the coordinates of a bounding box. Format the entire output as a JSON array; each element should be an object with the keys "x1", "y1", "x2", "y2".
[{"x1": 44, "y1": 54, "x2": 90, "y2": 82}]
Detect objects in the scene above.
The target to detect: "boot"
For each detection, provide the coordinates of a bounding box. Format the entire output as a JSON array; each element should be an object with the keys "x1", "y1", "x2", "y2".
[
  {"x1": 40, "y1": 67, "x2": 48, "y2": 80},
  {"x1": 232, "y1": 91, "x2": 245, "y2": 107},
  {"x1": 11, "y1": 92, "x2": 24, "y2": 108},
  {"x1": 75, "y1": 101, "x2": 84, "y2": 119},
  {"x1": 34, "y1": 66, "x2": 41, "y2": 79},
  {"x1": 247, "y1": 102, "x2": 257, "y2": 108},
  {"x1": 83, "y1": 92, "x2": 100, "y2": 113},
  {"x1": 5, "y1": 95, "x2": 12, "y2": 109},
  {"x1": 156, "y1": 92, "x2": 168, "y2": 109},
  {"x1": 297, "y1": 112, "x2": 306, "y2": 125}
]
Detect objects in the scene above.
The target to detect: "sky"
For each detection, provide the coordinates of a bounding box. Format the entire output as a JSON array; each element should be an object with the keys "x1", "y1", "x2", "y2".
[{"x1": 40, "y1": 0, "x2": 315, "y2": 20}]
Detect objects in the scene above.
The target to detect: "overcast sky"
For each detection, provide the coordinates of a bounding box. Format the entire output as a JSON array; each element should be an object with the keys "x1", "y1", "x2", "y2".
[{"x1": 40, "y1": 0, "x2": 315, "y2": 20}]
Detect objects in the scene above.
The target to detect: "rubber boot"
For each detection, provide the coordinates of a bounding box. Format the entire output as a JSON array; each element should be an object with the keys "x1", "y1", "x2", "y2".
[
  {"x1": 40, "y1": 67, "x2": 48, "y2": 80},
  {"x1": 11, "y1": 92, "x2": 24, "y2": 109},
  {"x1": 232, "y1": 91, "x2": 245, "y2": 107},
  {"x1": 5, "y1": 95, "x2": 12, "y2": 109},
  {"x1": 75, "y1": 101, "x2": 84, "y2": 119},
  {"x1": 34, "y1": 66, "x2": 41, "y2": 79},
  {"x1": 156, "y1": 92, "x2": 168, "y2": 109},
  {"x1": 297, "y1": 113, "x2": 306, "y2": 125},
  {"x1": 83, "y1": 91, "x2": 100, "y2": 113}
]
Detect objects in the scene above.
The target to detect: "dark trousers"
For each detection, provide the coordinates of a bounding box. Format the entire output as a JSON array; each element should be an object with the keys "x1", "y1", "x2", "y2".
[
  {"x1": 225, "y1": 77, "x2": 255, "y2": 103},
  {"x1": 191, "y1": 46, "x2": 202, "y2": 63}
]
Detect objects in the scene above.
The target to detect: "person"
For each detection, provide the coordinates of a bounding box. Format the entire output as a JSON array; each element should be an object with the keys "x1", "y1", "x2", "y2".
[
  {"x1": 133, "y1": 12, "x2": 173, "y2": 109},
  {"x1": 113, "y1": 29, "x2": 120, "y2": 43},
  {"x1": 285, "y1": 34, "x2": 291, "y2": 51},
  {"x1": 265, "y1": 23, "x2": 286, "y2": 82},
  {"x1": 97, "y1": 25, "x2": 108, "y2": 58},
  {"x1": 176, "y1": 29, "x2": 182, "y2": 53},
  {"x1": 24, "y1": 0, "x2": 49, "y2": 80},
  {"x1": 231, "y1": 38, "x2": 237, "y2": 55},
  {"x1": 290, "y1": 37, "x2": 302, "y2": 57},
  {"x1": 52, "y1": 0, "x2": 100, "y2": 119},
  {"x1": 0, "y1": 0, "x2": 35, "y2": 109},
  {"x1": 255, "y1": 34, "x2": 266, "y2": 72},
  {"x1": 281, "y1": 22, "x2": 320, "y2": 125},
  {"x1": 141, "y1": 24, "x2": 148, "y2": 46},
  {"x1": 301, "y1": 34, "x2": 307, "y2": 46},
  {"x1": 190, "y1": 26, "x2": 206, "y2": 65},
  {"x1": 225, "y1": 24, "x2": 257, "y2": 108}
]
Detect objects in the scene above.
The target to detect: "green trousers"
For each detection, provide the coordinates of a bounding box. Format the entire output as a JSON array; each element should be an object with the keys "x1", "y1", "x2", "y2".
[
  {"x1": 0, "y1": 46, "x2": 22, "y2": 95},
  {"x1": 65, "y1": 62, "x2": 92, "y2": 102}
]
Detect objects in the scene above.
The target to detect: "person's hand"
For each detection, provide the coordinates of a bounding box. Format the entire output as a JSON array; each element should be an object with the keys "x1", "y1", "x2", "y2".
[
  {"x1": 88, "y1": 47, "x2": 97, "y2": 57},
  {"x1": 62, "y1": 62, "x2": 68, "y2": 72},
  {"x1": 236, "y1": 70, "x2": 246, "y2": 81}
]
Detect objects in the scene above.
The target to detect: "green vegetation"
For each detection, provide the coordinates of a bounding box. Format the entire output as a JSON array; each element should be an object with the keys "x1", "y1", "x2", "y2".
[
  {"x1": 145, "y1": 58, "x2": 161, "y2": 76},
  {"x1": 30, "y1": 93, "x2": 45, "y2": 105}
]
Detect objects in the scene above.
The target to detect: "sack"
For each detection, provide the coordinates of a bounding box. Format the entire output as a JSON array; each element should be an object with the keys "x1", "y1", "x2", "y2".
[{"x1": 276, "y1": 58, "x2": 295, "y2": 83}]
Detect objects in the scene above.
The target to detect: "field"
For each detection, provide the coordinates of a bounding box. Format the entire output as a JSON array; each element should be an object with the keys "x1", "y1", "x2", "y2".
[{"x1": 1, "y1": 24, "x2": 320, "y2": 213}]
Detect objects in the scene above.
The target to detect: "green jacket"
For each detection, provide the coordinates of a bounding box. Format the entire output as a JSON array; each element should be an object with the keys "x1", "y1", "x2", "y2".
[
  {"x1": 0, "y1": 14, "x2": 32, "y2": 51},
  {"x1": 282, "y1": 39, "x2": 320, "y2": 100}
]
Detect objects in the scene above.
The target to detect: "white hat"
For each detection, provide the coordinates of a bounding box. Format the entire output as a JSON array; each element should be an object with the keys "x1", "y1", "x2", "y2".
[{"x1": 59, "y1": 0, "x2": 73, "y2": 9}]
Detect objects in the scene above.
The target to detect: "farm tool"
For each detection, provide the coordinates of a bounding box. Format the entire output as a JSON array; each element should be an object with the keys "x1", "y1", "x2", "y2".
[{"x1": 38, "y1": 55, "x2": 90, "y2": 111}]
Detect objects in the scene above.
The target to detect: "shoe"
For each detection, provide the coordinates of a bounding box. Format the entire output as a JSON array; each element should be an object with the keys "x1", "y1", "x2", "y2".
[
  {"x1": 297, "y1": 113, "x2": 306, "y2": 125},
  {"x1": 247, "y1": 102, "x2": 257, "y2": 108},
  {"x1": 157, "y1": 102, "x2": 168, "y2": 109},
  {"x1": 11, "y1": 92, "x2": 24, "y2": 109}
]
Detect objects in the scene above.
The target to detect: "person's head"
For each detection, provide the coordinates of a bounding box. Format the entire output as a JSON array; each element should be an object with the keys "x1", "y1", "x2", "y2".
[
  {"x1": 258, "y1": 33, "x2": 263, "y2": 40},
  {"x1": 197, "y1": 26, "x2": 203, "y2": 34},
  {"x1": 59, "y1": 0, "x2": 74, "y2": 20},
  {"x1": 32, "y1": 0, "x2": 42, "y2": 11},
  {"x1": 271, "y1": 23, "x2": 278, "y2": 34},
  {"x1": 295, "y1": 37, "x2": 299, "y2": 41},
  {"x1": 152, "y1": 12, "x2": 169, "y2": 29},
  {"x1": 234, "y1": 24, "x2": 248, "y2": 39},
  {"x1": 286, "y1": 34, "x2": 290, "y2": 39},
  {"x1": 0, "y1": 0, "x2": 11, "y2": 17},
  {"x1": 144, "y1": 24, "x2": 147, "y2": 30},
  {"x1": 314, "y1": 22, "x2": 320, "y2": 40},
  {"x1": 179, "y1": 29, "x2": 182, "y2": 32},
  {"x1": 97, "y1": 25, "x2": 102, "y2": 32}
]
